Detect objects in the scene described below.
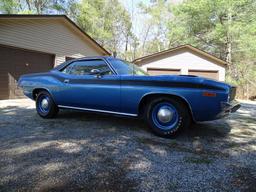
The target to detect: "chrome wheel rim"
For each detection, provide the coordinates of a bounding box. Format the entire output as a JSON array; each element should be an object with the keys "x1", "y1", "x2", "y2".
[
  {"x1": 157, "y1": 107, "x2": 173, "y2": 123},
  {"x1": 38, "y1": 95, "x2": 50, "y2": 113},
  {"x1": 41, "y1": 98, "x2": 49, "y2": 110},
  {"x1": 152, "y1": 102, "x2": 179, "y2": 130}
]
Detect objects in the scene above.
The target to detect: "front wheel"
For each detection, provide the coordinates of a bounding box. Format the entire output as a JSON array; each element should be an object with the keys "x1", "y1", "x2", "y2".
[
  {"x1": 36, "y1": 91, "x2": 59, "y2": 118},
  {"x1": 145, "y1": 97, "x2": 191, "y2": 137}
]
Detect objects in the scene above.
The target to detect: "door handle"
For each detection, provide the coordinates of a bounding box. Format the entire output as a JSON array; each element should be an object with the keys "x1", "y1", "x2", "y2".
[{"x1": 64, "y1": 79, "x2": 69, "y2": 83}]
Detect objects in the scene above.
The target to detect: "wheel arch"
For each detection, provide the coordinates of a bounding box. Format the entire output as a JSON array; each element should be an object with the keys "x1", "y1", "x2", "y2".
[
  {"x1": 32, "y1": 88, "x2": 56, "y2": 103},
  {"x1": 138, "y1": 93, "x2": 195, "y2": 122}
]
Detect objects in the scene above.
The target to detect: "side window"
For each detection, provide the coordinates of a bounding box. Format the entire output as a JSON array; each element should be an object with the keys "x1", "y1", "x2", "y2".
[{"x1": 61, "y1": 59, "x2": 113, "y2": 75}]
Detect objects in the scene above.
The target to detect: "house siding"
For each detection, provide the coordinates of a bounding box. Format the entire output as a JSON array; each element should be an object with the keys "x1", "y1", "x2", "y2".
[{"x1": 0, "y1": 18, "x2": 104, "y2": 66}]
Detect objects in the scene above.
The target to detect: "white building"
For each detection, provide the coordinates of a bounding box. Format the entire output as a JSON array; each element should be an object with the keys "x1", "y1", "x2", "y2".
[{"x1": 133, "y1": 45, "x2": 227, "y2": 81}]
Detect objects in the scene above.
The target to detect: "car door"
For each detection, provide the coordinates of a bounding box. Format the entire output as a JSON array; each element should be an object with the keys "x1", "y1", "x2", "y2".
[{"x1": 56, "y1": 59, "x2": 121, "y2": 112}]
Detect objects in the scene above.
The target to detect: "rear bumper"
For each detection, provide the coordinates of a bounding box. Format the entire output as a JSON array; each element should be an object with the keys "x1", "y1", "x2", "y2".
[{"x1": 217, "y1": 101, "x2": 241, "y2": 118}]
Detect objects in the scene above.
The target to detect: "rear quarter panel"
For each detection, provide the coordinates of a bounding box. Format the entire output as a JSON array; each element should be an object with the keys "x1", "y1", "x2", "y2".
[{"x1": 18, "y1": 72, "x2": 62, "y2": 100}]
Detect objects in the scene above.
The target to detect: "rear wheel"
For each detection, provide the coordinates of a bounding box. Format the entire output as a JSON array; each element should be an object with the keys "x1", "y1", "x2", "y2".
[
  {"x1": 145, "y1": 97, "x2": 191, "y2": 137},
  {"x1": 36, "y1": 91, "x2": 58, "y2": 118}
]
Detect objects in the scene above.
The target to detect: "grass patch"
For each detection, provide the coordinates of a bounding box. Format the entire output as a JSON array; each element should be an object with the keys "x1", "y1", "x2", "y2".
[{"x1": 184, "y1": 156, "x2": 212, "y2": 164}]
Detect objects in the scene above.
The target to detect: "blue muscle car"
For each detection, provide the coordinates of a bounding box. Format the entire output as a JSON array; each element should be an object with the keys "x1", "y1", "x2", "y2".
[{"x1": 18, "y1": 56, "x2": 240, "y2": 137}]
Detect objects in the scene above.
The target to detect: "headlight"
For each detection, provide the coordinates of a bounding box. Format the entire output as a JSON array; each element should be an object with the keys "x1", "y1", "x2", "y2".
[{"x1": 229, "y1": 87, "x2": 236, "y2": 101}]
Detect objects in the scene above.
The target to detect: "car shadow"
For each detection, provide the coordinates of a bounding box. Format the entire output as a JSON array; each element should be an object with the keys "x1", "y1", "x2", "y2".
[
  {"x1": 57, "y1": 109, "x2": 233, "y2": 138},
  {"x1": 186, "y1": 121, "x2": 231, "y2": 138}
]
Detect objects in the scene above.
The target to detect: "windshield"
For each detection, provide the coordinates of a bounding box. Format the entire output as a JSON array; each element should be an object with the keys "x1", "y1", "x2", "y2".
[{"x1": 109, "y1": 58, "x2": 149, "y2": 75}]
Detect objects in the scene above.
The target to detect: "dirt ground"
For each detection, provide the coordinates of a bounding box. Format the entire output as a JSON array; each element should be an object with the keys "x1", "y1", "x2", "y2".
[{"x1": 0, "y1": 99, "x2": 256, "y2": 192}]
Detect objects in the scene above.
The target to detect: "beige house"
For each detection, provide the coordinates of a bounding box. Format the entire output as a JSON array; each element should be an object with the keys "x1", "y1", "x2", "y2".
[
  {"x1": 0, "y1": 14, "x2": 110, "y2": 99},
  {"x1": 133, "y1": 45, "x2": 227, "y2": 81}
]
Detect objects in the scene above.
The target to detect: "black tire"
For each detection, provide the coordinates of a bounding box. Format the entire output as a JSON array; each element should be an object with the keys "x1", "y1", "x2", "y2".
[
  {"x1": 36, "y1": 90, "x2": 59, "y2": 118},
  {"x1": 145, "y1": 97, "x2": 191, "y2": 137}
]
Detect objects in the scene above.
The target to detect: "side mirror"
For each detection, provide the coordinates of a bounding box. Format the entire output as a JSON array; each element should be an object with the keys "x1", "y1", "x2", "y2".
[{"x1": 90, "y1": 69, "x2": 101, "y2": 75}]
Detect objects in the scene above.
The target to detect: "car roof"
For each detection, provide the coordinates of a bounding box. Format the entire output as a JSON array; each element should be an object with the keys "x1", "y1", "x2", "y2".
[{"x1": 53, "y1": 56, "x2": 118, "y2": 71}]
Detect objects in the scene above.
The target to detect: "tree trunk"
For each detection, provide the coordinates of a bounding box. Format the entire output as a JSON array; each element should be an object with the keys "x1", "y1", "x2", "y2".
[
  {"x1": 246, "y1": 82, "x2": 249, "y2": 100},
  {"x1": 142, "y1": 25, "x2": 151, "y2": 56},
  {"x1": 226, "y1": 10, "x2": 232, "y2": 70},
  {"x1": 133, "y1": 39, "x2": 137, "y2": 61},
  {"x1": 226, "y1": 5, "x2": 240, "y2": 81},
  {"x1": 25, "y1": 0, "x2": 32, "y2": 11}
]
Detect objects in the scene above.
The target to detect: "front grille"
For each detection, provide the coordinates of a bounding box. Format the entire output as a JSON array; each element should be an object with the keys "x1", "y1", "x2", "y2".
[{"x1": 229, "y1": 86, "x2": 236, "y2": 101}]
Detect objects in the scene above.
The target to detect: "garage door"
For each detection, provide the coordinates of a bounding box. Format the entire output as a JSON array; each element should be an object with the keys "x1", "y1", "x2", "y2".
[
  {"x1": 188, "y1": 70, "x2": 219, "y2": 80},
  {"x1": 147, "y1": 68, "x2": 181, "y2": 76},
  {"x1": 0, "y1": 45, "x2": 54, "y2": 99}
]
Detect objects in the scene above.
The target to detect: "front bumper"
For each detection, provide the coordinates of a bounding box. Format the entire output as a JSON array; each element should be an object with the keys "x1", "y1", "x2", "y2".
[{"x1": 217, "y1": 101, "x2": 241, "y2": 118}]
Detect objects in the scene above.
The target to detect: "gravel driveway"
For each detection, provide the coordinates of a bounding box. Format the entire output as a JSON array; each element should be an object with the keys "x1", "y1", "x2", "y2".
[{"x1": 0, "y1": 99, "x2": 256, "y2": 192}]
